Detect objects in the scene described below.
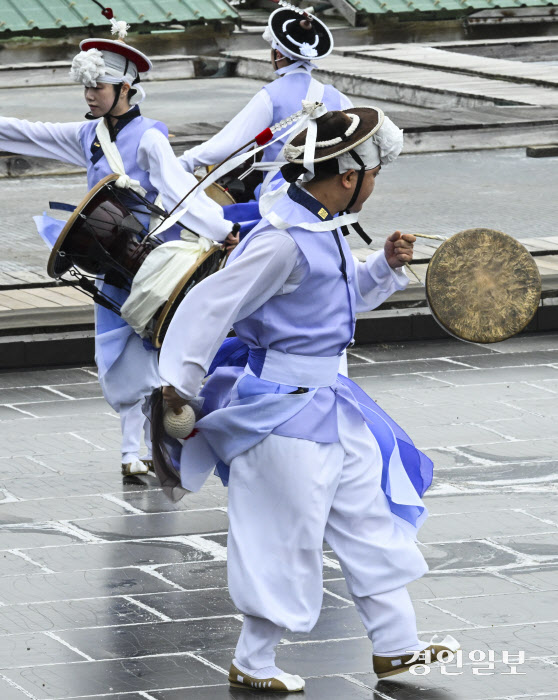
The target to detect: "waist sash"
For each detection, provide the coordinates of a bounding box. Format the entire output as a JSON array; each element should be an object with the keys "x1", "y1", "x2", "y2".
[{"x1": 246, "y1": 347, "x2": 341, "y2": 388}]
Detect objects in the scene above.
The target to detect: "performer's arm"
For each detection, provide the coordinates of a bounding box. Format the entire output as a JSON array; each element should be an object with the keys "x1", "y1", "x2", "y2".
[
  {"x1": 159, "y1": 232, "x2": 299, "y2": 400},
  {"x1": 0, "y1": 118, "x2": 86, "y2": 166},
  {"x1": 138, "y1": 128, "x2": 234, "y2": 243},
  {"x1": 340, "y1": 93, "x2": 354, "y2": 109},
  {"x1": 178, "y1": 90, "x2": 273, "y2": 174},
  {"x1": 353, "y1": 248, "x2": 409, "y2": 313}
]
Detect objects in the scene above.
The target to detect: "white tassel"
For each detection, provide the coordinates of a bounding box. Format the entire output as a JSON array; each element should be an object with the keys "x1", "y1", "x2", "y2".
[{"x1": 110, "y1": 19, "x2": 130, "y2": 40}]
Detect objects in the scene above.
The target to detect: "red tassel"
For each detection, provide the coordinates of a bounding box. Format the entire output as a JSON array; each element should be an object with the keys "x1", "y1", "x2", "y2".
[
  {"x1": 184, "y1": 428, "x2": 199, "y2": 441},
  {"x1": 255, "y1": 128, "x2": 273, "y2": 146},
  {"x1": 102, "y1": 7, "x2": 114, "y2": 19}
]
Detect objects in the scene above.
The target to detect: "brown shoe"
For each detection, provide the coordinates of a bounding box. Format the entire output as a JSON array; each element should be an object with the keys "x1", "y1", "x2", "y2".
[
  {"x1": 121, "y1": 458, "x2": 149, "y2": 477},
  {"x1": 373, "y1": 635, "x2": 460, "y2": 679},
  {"x1": 228, "y1": 663, "x2": 305, "y2": 692}
]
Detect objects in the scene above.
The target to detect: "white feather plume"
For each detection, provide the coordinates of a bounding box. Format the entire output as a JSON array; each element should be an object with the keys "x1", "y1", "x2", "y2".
[
  {"x1": 110, "y1": 19, "x2": 130, "y2": 40},
  {"x1": 69, "y1": 49, "x2": 106, "y2": 87}
]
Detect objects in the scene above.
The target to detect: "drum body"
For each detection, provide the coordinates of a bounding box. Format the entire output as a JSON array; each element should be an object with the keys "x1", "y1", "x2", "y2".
[
  {"x1": 148, "y1": 245, "x2": 224, "y2": 348},
  {"x1": 426, "y1": 228, "x2": 541, "y2": 344},
  {"x1": 47, "y1": 174, "x2": 226, "y2": 347},
  {"x1": 48, "y1": 175, "x2": 157, "y2": 280}
]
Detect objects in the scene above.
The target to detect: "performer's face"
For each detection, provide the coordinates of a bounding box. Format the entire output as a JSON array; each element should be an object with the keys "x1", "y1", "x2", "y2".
[
  {"x1": 348, "y1": 165, "x2": 381, "y2": 212},
  {"x1": 84, "y1": 82, "x2": 128, "y2": 117}
]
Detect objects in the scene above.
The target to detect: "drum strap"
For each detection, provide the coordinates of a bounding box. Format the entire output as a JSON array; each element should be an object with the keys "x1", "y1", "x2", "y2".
[{"x1": 49, "y1": 202, "x2": 76, "y2": 213}]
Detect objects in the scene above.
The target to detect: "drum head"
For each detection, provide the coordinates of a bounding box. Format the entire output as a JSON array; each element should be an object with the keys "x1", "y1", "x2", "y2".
[
  {"x1": 152, "y1": 245, "x2": 225, "y2": 348},
  {"x1": 426, "y1": 228, "x2": 541, "y2": 344},
  {"x1": 204, "y1": 182, "x2": 236, "y2": 207},
  {"x1": 47, "y1": 174, "x2": 118, "y2": 278}
]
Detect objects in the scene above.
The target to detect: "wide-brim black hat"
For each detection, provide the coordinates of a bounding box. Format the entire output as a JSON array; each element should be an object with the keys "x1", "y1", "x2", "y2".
[
  {"x1": 269, "y1": 7, "x2": 333, "y2": 61},
  {"x1": 284, "y1": 107, "x2": 384, "y2": 164}
]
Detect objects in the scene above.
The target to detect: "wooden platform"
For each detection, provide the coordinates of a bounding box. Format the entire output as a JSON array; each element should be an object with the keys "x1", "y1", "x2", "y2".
[
  {"x1": 2, "y1": 236, "x2": 557, "y2": 336},
  {"x1": 227, "y1": 45, "x2": 558, "y2": 108},
  {"x1": 342, "y1": 46, "x2": 558, "y2": 89}
]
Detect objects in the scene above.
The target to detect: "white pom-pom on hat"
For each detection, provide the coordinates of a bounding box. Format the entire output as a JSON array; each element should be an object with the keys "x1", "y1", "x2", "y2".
[
  {"x1": 110, "y1": 18, "x2": 130, "y2": 40},
  {"x1": 69, "y1": 48, "x2": 106, "y2": 87}
]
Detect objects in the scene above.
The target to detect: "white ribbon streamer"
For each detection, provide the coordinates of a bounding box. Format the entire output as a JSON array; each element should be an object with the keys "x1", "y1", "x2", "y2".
[
  {"x1": 152, "y1": 101, "x2": 327, "y2": 237},
  {"x1": 95, "y1": 119, "x2": 146, "y2": 195}
]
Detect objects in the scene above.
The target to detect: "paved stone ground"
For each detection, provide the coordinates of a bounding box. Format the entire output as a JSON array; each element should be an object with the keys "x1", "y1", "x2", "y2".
[{"x1": 0, "y1": 332, "x2": 558, "y2": 698}]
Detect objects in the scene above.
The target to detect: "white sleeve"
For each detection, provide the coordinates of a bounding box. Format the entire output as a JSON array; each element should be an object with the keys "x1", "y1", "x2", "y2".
[
  {"x1": 159, "y1": 231, "x2": 300, "y2": 399},
  {"x1": 178, "y1": 90, "x2": 274, "y2": 173},
  {"x1": 0, "y1": 117, "x2": 86, "y2": 167},
  {"x1": 138, "y1": 128, "x2": 233, "y2": 243},
  {"x1": 353, "y1": 249, "x2": 408, "y2": 313},
  {"x1": 340, "y1": 93, "x2": 354, "y2": 109}
]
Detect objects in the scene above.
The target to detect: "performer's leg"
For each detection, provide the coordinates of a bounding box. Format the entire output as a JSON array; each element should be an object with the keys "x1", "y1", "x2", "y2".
[
  {"x1": 119, "y1": 400, "x2": 149, "y2": 473},
  {"x1": 324, "y1": 406, "x2": 427, "y2": 642},
  {"x1": 233, "y1": 615, "x2": 284, "y2": 675},
  {"x1": 325, "y1": 408, "x2": 458, "y2": 675},
  {"x1": 98, "y1": 333, "x2": 159, "y2": 474},
  {"x1": 227, "y1": 433, "x2": 343, "y2": 688},
  {"x1": 352, "y1": 587, "x2": 420, "y2": 654}
]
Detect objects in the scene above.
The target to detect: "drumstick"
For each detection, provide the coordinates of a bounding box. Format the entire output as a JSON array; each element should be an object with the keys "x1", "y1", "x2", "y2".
[
  {"x1": 405, "y1": 263, "x2": 423, "y2": 284},
  {"x1": 408, "y1": 233, "x2": 446, "y2": 241}
]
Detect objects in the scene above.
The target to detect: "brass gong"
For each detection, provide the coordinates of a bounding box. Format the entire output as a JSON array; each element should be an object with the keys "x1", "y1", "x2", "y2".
[{"x1": 425, "y1": 228, "x2": 541, "y2": 344}]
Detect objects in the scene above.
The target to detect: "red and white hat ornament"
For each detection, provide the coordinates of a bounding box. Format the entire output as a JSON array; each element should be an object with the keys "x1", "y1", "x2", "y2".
[{"x1": 70, "y1": 2, "x2": 152, "y2": 102}]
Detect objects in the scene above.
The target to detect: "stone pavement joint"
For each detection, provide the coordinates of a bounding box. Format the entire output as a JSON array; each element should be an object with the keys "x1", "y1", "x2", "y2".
[{"x1": 0, "y1": 334, "x2": 558, "y2": 697}]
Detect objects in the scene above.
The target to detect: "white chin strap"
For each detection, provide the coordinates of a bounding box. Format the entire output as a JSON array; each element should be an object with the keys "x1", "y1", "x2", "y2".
[{"x1": 275, "y1": 60, "x2": 315, "y2": 75}]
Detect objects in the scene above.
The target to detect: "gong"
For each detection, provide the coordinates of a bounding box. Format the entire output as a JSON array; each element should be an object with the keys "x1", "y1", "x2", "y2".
[{"x1": 425, "y1": 228, "x2": 541, "y2": 344}]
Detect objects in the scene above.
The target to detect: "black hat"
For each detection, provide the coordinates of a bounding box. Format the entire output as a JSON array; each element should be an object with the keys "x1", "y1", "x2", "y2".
[
  {"x1": 284, "y1": 107, "x2": 384, "y2": 164},
  {"x1": 266, "y1": 5, "x2": 333, "y2": 61}
]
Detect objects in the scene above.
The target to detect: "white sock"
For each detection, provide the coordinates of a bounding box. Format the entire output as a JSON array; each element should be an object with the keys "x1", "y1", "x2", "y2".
[
  {"x1": 233, "y1": 659, "x2": 282, "y2": 679},
  {"x1": 234, "y1": 615, "x2": 284, "y2": 671}
]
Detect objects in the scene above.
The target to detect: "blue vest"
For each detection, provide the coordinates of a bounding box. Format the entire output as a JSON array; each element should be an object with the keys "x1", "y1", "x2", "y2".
[
  {"x1": 78, "y1": 116, "x2": 178, "y2": 239},
  {"x1": 233, "y1": 187, "x2": 356, "y2": 357}
]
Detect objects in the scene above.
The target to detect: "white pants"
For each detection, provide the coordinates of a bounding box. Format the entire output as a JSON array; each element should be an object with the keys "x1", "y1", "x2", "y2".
[
  {"x1": 98, "y1": 333, "x2": 160, "y2": 461},
  {"x1": 228, "y1": 404, "x2": 428, "y2": 667}
]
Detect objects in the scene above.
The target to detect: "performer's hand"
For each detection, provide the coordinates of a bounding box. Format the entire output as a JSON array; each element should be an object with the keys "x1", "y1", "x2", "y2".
[
  {"x1": 162, "y1": 386, "x2": 188, "y2": 415},
  {"x1": 224, "y1": 231, "x2": 240, "y2": 254},
  {"x1": 384, "y1": 231, "x2": 416, "y2": 269}
]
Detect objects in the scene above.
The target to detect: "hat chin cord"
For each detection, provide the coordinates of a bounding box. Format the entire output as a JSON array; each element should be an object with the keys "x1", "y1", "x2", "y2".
[{"x1": 340, "y1": 149, "x2": 373, "y2": 246}]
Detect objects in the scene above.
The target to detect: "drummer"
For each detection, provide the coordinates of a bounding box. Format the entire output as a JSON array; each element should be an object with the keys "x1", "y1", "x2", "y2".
[
  {"x1": 0, "y1": 14, "x2": 238, "y2": 479},
  {"x1": 179, "y1": 1, "x2": 352, "y2": 205}
]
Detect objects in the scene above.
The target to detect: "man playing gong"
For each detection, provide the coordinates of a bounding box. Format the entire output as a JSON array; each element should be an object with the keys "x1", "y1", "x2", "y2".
[
  {"x1": 159, "y1": 104, "x2": 460, "y2": 691},
  {"x1": 0, "y1": 12, "x2": 237, "y2": 478}
]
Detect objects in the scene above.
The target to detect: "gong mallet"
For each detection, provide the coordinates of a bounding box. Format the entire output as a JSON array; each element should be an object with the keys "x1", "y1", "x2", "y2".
[{"x1": 403, "y1": 232, "x2": 446, "y2": 282}]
